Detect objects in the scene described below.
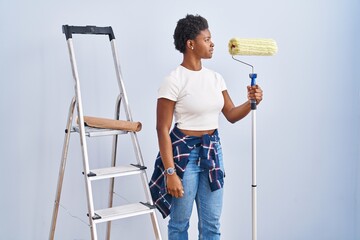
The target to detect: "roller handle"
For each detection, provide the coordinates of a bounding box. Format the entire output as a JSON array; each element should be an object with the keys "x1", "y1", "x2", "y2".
[
  {"x1": 249, "y1": 73, "x2": 257, "y2": 110},
  {"x1": 62, "y1": 25, "x2": 115, "y2": 41}
]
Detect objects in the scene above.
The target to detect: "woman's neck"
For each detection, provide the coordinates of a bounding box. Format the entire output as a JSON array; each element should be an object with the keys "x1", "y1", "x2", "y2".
[{"x1": 181, "y1": 55, "x2": 202, "y2": 71}]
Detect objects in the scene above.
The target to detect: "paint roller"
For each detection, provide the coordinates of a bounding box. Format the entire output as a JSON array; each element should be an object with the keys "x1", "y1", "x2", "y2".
[
  {"x1": 228, "y1": 38, "x2": 277, "y2": 240},
  {"x1": 229, "y1": 38, "x2": 278, "y2": 56}
]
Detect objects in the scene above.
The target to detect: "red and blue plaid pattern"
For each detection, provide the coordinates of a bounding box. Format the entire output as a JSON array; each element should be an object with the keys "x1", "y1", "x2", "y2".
[{"x1": 149, "y1": 125, "x2": 224, "y2": 218}]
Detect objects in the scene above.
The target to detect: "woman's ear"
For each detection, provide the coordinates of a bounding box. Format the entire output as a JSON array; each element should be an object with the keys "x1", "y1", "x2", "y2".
[{"x1": 187, "y1": 40, "x2": 194, "y2": 50}]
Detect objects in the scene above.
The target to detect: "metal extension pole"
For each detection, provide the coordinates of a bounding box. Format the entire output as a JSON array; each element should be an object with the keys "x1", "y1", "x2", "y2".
[
  {"x1": 249, "y1": 73, "x2": 258, "y2": 240},
  {"x1": 232, "y1": 56, "x2": 258, "y2": 240}
]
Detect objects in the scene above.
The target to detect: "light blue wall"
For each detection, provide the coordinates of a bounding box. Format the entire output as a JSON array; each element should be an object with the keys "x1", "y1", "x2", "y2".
[{"x1": 0, "y1": 0, "x2": 359, "y2": 239}]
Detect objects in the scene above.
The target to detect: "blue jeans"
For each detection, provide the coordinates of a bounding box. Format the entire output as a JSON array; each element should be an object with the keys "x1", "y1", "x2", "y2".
[{"x1": 168, "y1": 144, "x2": 224, "y2": 240}]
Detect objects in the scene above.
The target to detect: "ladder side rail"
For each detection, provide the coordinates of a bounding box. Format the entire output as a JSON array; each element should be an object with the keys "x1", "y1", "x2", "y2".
[
  {"x1": 110, "y1": 40, "x2": 146, "y2": 166},
  {"x1": 149, "y1": 211, "x2": 162, "y2": 240},
  {"x1": 127, "y1": 127, "x2": 154, "y2": 204},
  {"x1": 110, "y1": 38, "x2": 163, "y2": 240},
  {"x1": 105, "y1": 94, "x2": 122, "y2": 240},
  {"x1": 66, "y1": 38, "x2": 98, "y2": 240},
  {"x1": 110, "y1": 40, "x2": 133, "y2": 122},
  {"x1": 110, "y1": 40, "x2": 153, "y2": 200},
  {"x1": 49, "y1": 97, "x2": 76, "y2": 240}
]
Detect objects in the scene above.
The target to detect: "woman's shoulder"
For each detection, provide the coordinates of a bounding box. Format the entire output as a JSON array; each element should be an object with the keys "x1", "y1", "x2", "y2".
[
  {"x1": 163, "y1": 66, "x2": 183, "y2": 84},
  {"x1": 159, "y1": 66, "x2": 184, "y2": 90},
  {"x1": 202, "y1": 66, "x2": 225, "y2": 80}
]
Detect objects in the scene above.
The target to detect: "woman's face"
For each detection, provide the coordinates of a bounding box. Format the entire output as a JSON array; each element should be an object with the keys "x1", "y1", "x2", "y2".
[{"x1": 192, "y1": 29, "x2": 214, "y2": 59}]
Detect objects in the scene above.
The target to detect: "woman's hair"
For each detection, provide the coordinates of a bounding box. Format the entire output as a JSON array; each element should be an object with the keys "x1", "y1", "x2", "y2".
[{"x1": 173, "y1": 14, "x2": 208, "y2": 53}]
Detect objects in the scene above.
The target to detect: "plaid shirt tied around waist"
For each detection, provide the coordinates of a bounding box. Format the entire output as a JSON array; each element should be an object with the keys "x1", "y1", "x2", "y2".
[{"x1": 149, "y1": 125, "x2": 224, "y2": 218}]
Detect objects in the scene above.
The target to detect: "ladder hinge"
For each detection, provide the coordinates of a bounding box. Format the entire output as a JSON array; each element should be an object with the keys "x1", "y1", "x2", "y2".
[
  {"x1": 87, "y1": 172, "x2": 96, "y2": 177},
  {"x1": 82, "y1": 171, "x2": 97, "y2": 177},
  {"x1": 130, "y1": 164, "x2": 147, "y2": 170},
  {"x1": 140, "y1": 202, "x2": 156, "y2": 209},
  {"x1": 87, "y1": 213, "x2": 101, "y2": 220}
]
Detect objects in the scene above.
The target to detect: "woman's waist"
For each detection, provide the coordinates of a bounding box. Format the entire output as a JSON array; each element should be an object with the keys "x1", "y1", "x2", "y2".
[
  {"x1": 170, "y1": 125, "x2": 220, "y2": 147},
  {"x1": 178, "y1": 128, "x2": 216, "y2": 137}
]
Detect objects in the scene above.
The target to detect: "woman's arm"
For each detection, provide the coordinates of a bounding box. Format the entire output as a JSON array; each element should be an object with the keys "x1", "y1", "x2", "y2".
[
  {"x1": 156, "y1": 98, "x2": 184, "y2": 198},
  {"x1": 222, "y1": 85, "x2": 263, "y2": 123}
]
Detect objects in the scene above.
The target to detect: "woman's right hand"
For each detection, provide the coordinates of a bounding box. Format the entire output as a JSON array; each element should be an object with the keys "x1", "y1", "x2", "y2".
[{"x1": 166, "y1": 174, "x2": 184, "y2": 198}]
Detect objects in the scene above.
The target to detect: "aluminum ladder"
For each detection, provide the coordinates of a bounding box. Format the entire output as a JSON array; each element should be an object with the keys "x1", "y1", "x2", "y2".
[{"x1": 49, "y1": 25, "x2": 162, "y2": 240}]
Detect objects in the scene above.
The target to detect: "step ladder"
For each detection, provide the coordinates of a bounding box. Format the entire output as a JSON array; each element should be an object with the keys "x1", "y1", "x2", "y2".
[{"x1": 49, "y1": 25, "x2": 162, "y2": 240}]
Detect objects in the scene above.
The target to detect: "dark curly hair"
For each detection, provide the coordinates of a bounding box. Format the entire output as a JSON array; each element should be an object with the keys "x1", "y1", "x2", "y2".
[{"x1": 173, "y1": 14, "x2": 209, "y2": 53}]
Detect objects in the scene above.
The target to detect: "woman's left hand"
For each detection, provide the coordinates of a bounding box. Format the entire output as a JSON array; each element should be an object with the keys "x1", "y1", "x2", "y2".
[{"x1": 247, "y1": 85, "x2": 263, "y2": 105}]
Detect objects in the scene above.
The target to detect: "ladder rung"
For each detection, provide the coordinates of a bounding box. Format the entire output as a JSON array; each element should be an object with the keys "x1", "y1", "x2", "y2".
[
  {"x1": 88, "y1": 165, "x2": 146, "y2": 180},
  {"x1": 72, "y1": 126, "x2": 127, "y2": 137},
  {"x1": 93, "y1": 202, "x2": 155, "y2": 223}
]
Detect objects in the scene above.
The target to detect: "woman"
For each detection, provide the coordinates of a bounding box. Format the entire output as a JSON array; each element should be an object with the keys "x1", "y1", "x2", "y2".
[{"x1": 149, "y1": 14, "x2": 263, "y2": 240}]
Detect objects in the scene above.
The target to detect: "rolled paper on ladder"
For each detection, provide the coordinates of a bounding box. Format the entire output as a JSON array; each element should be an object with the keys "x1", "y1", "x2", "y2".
[
  {"x1": 77, "y1": 116, "x2": 142, "y2": 132},
  {"x1": 228, "y1": 38, "x2": 278, "y2": 56}
]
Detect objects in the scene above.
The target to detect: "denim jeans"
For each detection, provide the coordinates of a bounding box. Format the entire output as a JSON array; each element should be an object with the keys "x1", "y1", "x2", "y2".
[{"x1": 168, "y1": 144, "x2": 224, "y2": 240}]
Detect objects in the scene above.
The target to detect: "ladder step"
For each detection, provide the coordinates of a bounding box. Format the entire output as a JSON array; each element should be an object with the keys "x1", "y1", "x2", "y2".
[
  {"x1": 72, "y1": 126, "x2": 127, "y2": 137},
  {"x1": 93, "y1": 202, "x2": 155, "y2": 224},
  {"x1": 88, "y1": 164, "x2": 146, "y2": 180}
]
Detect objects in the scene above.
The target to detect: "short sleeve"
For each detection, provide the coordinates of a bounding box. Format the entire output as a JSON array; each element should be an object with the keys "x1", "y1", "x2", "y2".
[
  {"x1": 216, "y1": 72, "x2": 227, "y2": 91},
  {"x1": 158, "y1": 76, "x2": 180, "y2": 101}
]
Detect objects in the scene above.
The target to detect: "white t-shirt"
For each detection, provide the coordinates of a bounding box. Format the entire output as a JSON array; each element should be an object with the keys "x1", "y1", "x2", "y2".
[{"x1": 158, "y1": 65, "x2": 227, "y2": 130}]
